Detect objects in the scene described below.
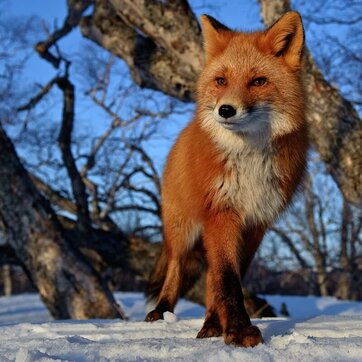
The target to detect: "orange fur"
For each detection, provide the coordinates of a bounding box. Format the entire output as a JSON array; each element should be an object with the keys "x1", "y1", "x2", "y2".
[{"x1": 146, "y1": 12, "x2": 308, "y2": 348}]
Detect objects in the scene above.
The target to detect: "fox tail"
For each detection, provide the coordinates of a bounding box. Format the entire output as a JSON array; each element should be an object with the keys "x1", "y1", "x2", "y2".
[{"x1": 145, "y1": 242, "x2": 205, "y2": 308}]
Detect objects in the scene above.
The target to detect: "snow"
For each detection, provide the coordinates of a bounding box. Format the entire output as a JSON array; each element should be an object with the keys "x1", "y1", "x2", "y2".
[
  {"x1": 0, "y1": 293, "x2": 361, "y2": 361},
  {"x1": 264, "y1": 294, "x2": 362, "y2": 318}
]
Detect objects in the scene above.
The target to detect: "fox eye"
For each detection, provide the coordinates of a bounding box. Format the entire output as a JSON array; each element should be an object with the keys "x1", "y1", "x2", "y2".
[
  {"x1": 216, "y1": 77, "x2": 225, "y2": 85},
  {"x1": 251, "y1": 77, "x2": 267, "y2": 87}
]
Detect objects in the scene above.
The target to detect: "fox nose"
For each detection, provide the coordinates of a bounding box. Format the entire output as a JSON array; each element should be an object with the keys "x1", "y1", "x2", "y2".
[{"x1": 218, "y1": 104, "x2": 236, "y2": 119}]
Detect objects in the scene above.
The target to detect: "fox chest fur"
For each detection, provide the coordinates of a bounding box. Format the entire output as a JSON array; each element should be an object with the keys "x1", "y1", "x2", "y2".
[{"x1": 211, "y1": 139, "x2": 284, "y2": 225}]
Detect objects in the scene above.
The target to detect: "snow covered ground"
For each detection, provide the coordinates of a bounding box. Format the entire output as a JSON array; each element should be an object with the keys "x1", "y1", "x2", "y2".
[{"x1": 0, "y1": 292, "x2": 361, "y2": 361}]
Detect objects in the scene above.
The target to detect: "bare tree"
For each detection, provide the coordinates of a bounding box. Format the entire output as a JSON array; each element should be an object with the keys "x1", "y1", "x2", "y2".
[
  {"x1": 270, "y1": 158, "x2": 362, "y2": 299},
  {"x1": 0, "y1": 8, "x2": 39, "y2": 125},
  {"x1": 18, "y1": 39, "x2": 178, "y2": 239},
  {"x1": 0, "y1": 124, "x2": 125, "y2": 319}
]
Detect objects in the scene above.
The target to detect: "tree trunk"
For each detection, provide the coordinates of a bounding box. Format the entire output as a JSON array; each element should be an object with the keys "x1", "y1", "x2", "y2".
[
  {"x1": 336, "y1": 199, "x2": 361, "y2": 300},
  {"x1": 79, "y1": 0, "x2": 361, "y2": 207},
  {"x1": 2, "y1": 265, "x2": 12, "y2": 296},
  {"x1": 257, "y1": 0, "x2": 362, "y2": 207},
  {"x1": 56, "y1": 76, "x2": 91, "y2": 233},
  {"x1": 315, "y1": 263, "x2": 329, "y2": 297},
  {"x1": 0, "y1": 125, "x2": 124, "y2": 319}
]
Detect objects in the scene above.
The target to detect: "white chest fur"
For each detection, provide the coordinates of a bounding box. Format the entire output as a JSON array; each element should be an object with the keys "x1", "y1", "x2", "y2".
[{"x1": 213, "y1": 140, "x2": 284, "y2": 225}]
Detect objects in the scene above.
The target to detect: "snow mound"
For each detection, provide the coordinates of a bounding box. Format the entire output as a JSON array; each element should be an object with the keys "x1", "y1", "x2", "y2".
[{"x1": 0, "y1": 292, "x2": 361, "y2": 361}]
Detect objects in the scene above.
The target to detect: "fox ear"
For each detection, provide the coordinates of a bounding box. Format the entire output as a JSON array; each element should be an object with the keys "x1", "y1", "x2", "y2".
[
  {"x1": 263, "y1": 11, "x2": 305, "y2": 71},
  {"x1": 200, "y1": 15, "x2": 233, "y2": 63}
]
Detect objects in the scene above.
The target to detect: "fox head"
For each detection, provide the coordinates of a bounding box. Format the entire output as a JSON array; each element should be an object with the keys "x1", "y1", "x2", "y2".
[{"x1": 197, "y1": 12, "x2": 305, "y2": 145}]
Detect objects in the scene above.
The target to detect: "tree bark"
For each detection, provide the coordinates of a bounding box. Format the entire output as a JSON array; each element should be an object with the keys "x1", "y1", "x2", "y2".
[
  {"x1": 0, "y1": 125, "x2": 124, "y2": 319},
  {"x1": 2, "y1": 265, "x2": 12, "y2": 296},
  {"x1": 337, "y1": 199, "x2": 361, "y2": 300},
  {"x1": 79, "y1": 0, "x2": 361, "y2": 207},
  {"x1": 304, "y1": 176, "x2": 329, "y2": 296},
  {"x1": 80, "y1": 0, "x2": 202, "y2": 101}
]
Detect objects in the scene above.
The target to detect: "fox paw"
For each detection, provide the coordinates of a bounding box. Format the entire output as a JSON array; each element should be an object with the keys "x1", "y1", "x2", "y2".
[
  {"x1": 224, "y1": 325, "x2": 263, "y2": 347},
  {"x1": 145, "y1": 310, "x2": 163, "y2": 322},
  {"x1": 196, "y1": 325, "x2": 222, "y2": 338}
]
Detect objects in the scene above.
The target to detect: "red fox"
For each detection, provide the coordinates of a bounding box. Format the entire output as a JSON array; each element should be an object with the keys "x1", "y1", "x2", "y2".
[{"x1": 145, "y1": 12, "x2": 308, "y2": 347}]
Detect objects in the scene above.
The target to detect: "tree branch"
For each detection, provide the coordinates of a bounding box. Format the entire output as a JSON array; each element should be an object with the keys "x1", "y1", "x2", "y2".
[
  {"x1": 56, "y1": 76, "x2": 91, "y2": 232},
  {"x1": 114, "y1": 204, "x2": 160, "y2": 216},
  {"x1": 17, "y1": 78, "x2": 58, "y2": 112},
  {"x1": 270, "y1": 227, "x2": 309, "y2": 269},
  {"x1": 35, "y1": 0, "x2": 93, "y2": 68},
  {"x1": 30, "y1": 174, "x2": 77, "y2": 215},
  {"x1": 127, "y1": 143, "x2": 161, "y2": 195},
  {"x1": 80, "y1": 0, "x2": 202, "y2": 101},
  {"x1": 304, "y1": 14, "x2": 362, "y2": 25}
]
